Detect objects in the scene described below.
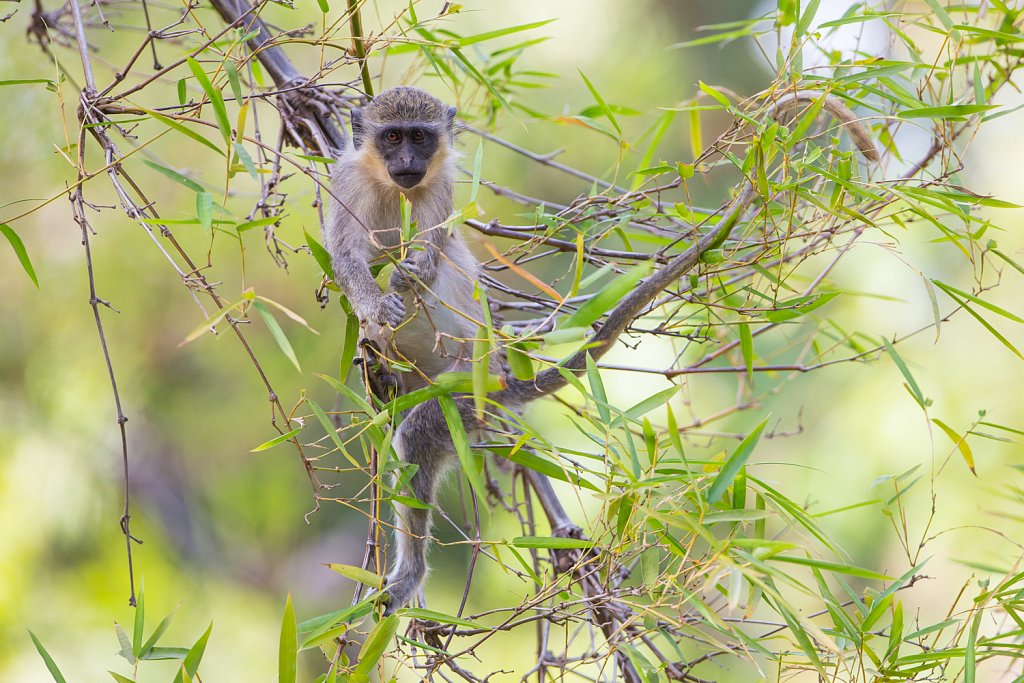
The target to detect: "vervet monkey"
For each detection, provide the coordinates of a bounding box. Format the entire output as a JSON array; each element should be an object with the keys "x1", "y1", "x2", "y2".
[
  {"x1": 325, "y1": 87, "x2": 879, "y2": 615},
  {"x1": 325, "y1": 86, "x2": 486, "y2": 392}
]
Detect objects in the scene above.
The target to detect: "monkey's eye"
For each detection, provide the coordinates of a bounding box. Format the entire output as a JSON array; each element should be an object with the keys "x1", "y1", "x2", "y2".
[
  {"x1": 410, "y1": 129, "x2": 426, "y2": 143},
  {"x1": 385, "y1": 131, "x2": 402, "y2": 144}
]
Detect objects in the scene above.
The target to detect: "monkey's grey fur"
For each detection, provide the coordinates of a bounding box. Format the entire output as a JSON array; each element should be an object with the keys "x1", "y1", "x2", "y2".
[{"x1": 325, "y1": 86, "x2": 879, "y2": 615}]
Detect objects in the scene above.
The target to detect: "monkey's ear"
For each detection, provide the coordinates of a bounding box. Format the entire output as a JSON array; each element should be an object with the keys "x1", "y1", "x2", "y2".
[
  {"x1": 351, "y1": 108, "x2": 364, "y2": 149},
  {"x1": 447, "y1": 106, "x2": 457, "y2": 124}
]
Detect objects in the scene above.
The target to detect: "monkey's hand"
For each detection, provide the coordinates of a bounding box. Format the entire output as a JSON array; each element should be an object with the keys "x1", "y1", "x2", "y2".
[
  {"x1": 389, "y1": 259, "x2": 426, "y2": 293},
  {"x1": 369, "y1": 292, "x2": 406, "y2": 328}
]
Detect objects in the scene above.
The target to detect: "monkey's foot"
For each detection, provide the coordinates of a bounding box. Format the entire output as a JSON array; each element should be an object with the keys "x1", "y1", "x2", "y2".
[
  {"x1": 380, "y1": 573, "x2": 422, "y2": 616},
  {"x1": 389, "y1": 259, "x2": 424, "y2": 293},
  {"x1": 372, "y1": 292, "x2": 406, "y2": 328}
]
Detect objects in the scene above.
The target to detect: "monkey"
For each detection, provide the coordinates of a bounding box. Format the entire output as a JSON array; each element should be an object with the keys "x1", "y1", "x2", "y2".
[
  {"x1": 324, "y1": 86, "x2": 489, "y2": 394},
  {"x1": 325, "y1": 86, "x2": 508, "y2": 612},
  {"x1": 325, "y1": 87, "x2": 879, "y2": 615}
]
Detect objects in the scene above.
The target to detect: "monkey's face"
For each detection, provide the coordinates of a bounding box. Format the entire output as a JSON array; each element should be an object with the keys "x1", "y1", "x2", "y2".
[{"x1": 375, "y1": 125, "x2": 441, "y2": 189}]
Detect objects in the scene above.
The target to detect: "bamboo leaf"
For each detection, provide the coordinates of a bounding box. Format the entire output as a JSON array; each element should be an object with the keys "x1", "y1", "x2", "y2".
[
  {"x1": 27, "y1": 631, "x2": 68, "y2": 683},
  {"x1": 325, "y1": 564, "x2": 384, "y2": 588},
  {"x1": 278, "y1": 595, "x2": 297, "y2": 683},
  {"x1": 567, "y1": 261, "x2": 652, "y2": 329},
  {"x1": 172, "y1": 622, "x2": 211, "y2": 683},
  {"x1": 186, "y1": 57, "x2": 232, "y2": 143},
  {"x1": 706, "y1": 418, "x2": 768, "y2": 504},
  {"x1": 252, "y1": 300, "x2": 301, "y2": 372},
  {"x1": 898, "y1": 104, "x2": 997, "y2": 119},
  {"x1": 932, "y1": 418, "x2": 976, "y2": 474},
  {"x1": 771, "y1": 555, "x2": 893, "y2": 581},
  {"x1": 513, "y1": 536, "x2": 595, "y2": 549},
  {"x1": 438, "y1": 394, "x2": 486, "y2": 498},
  {"x1": 142, "y1": 108, "x2": 225, "y2": 156},
  {"x1": 224, "y1": 59, "x2": 243, "y2": 104},
  {"x1": 352, "y1": 615, "x2": 399, "y2": 683},
  {"x1": 1, "y1": 223, "x2": 39, "y2": 287},
  {"x1": 251, "y1": 427, "x2": 302, "y2": 452}
]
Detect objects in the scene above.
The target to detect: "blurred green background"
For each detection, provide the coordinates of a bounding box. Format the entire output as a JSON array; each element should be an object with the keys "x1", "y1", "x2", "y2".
[{"x1": 1, "y1": 0, "x2": 1023, "y2": 680}]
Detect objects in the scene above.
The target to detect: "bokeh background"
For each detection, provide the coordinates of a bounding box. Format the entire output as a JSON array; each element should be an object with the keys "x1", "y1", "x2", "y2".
[{"x1": 1, "y1": 0, "x2": 1022, "y2": 680}]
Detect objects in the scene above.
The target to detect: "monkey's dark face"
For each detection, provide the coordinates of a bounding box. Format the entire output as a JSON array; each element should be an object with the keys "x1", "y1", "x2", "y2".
[{"x1": 375, "y1": 125, "x2": 440, "y2": 189}]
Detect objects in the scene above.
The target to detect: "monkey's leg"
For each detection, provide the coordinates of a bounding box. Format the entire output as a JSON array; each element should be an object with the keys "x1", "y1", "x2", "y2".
[{"x1": 383, "y1": 399, "x2": 464, "y2": 615}]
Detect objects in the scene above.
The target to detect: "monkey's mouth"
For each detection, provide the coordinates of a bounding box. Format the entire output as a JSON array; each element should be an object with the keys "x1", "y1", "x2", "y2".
[{"x1": 390, "y1": 171, "x2": 425, "y2": 189}]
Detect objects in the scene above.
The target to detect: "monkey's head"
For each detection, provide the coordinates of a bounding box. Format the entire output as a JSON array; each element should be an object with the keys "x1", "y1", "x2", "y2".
[{"x1": 351, "y1": 86, "x2": 457, "y2": 190}]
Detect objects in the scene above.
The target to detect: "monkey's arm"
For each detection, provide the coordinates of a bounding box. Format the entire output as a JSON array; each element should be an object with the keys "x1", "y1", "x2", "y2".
[{"x1": 327, "y1": 212, "x2": 407, "y2": 327}]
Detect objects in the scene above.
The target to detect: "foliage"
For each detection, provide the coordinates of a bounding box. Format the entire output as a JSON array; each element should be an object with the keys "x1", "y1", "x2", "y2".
[{"x1": 6, "y1": 0, "x2": 1024, "y2": 682}]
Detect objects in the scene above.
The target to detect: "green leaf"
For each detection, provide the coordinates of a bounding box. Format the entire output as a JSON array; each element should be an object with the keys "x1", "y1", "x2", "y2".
[
  {"x1": 115, "y1": 622, "x2": 135, "y2": 663},
  {"x1": 438, "y1": 394, "x2": 486, "y2": 498},
  {"x1": 195, "y1": 191, "x2": 213, "y2": 232},
  {"x1": 1, "y1": 223, "x2": 39, "y2": 287},
  {"x1": 298, "y1": 598, "x2": 374, "y2": 643},
  {"x1": 172, "y1": 622, "x2": 211, "y2": 683},
  {"x1": 941, "y1": 290, "x2": 1024, "y2": 360},
  {"x1": 883, "y1": 338, "x2": 926, "y2": 407},
  {"x1": 27, "y1": 631, "x2": 68, "y2": 683},
  {"x1": 898, "y1": 104, "x2": 997, "y2": 120},
  {"x1": 338, "y1": 309, "x2": 360, "y2": 382},
  {"x1": 620, "y1": 385, "x2": 681, "y2": 423},
  {"x1": 399, "y1": 608, "x2": 479, "y2": 627},
  {"x1": 140, "y1": 604, "x2": 179, "y2": 657},
  {"x1": 578, "y1": 69, "x2": 620, "y2": 136},
  {"x1": 233, "y1": 142, "x2": 258, "y2": 180},
  {"x1": 306, "y1": 397, "x2": 359, "y2": 467},
  {"x1": 388, "y1": 372, "x2": 501, "y2": 414},
  {"x1": 141, "y1": 108, "x2": 224, "y2": 156},
  {"x1": 109, "y1": 673, "x2": 136, "y2": 683},
  {"x1": 143, "y1": 160, "x2": 205, "y2": 193},
  {"x1": 965, "y1": 612, "x2": 980, "y2": 683},
  {"x1": 567, "y1": 261, "x2": 652, "y2": 329},
  {"x1": 932, "y1": 418, "x2": 976, "y2": 474},
  {"x1": 472, "y1": 324, "x2": 490, "y2": 418},
  {"x1": 224, "y1": 59, "x2": 243, "y2": 104},
  {"x1": 513, "y1": 536, "x2": 595, "y2": 549},
  {"x1": 252, "y1": 300, "x2": 301, "y2": 372},
  {"x1": 455, "y1": 19, "x2": 554, "y2": 46},
  {"x1": 352, "y1": 614, "x2": 398, "y2": 683},
  {"x1": 488, "y1": 443, "x2": 599, "y2": 491},
  {"x1": 236, "y1": 216, "x2": 280, "y2": 233},
  {"x1": 251, "y1": 427, "x2": 302, "y2": 452},
  {"x1": 186, "y1": 57, "x2": 232, "y2": 143},
  {"x1": 132, "y1": 584, "x2": 145, "y2": 658},
  {"x1": 706, "y1": 418, "x2": 767, "y2": 504},
  {"x1": 140, "y1": 646, "x2": 189, "y2": 660},
  {"x1": 585, "y1": 354, "x2": 611, "y2": 424},
  {"x1": 177, "y1": 78, "x2": 187, "y2": 105},
  {"x1": 506, "y1": 341, "x2": 535, "y2": 380},
  {"x1": 305, "y1": 229, "x2": 333, "y2": 277},
  {"x1": 279, "y1": 594, "x2": 297, "y2": 683},
  {"x1": 765, "y1": 292, "x2": 838, "y2": 322},
  {"x1": 0, "y1": 78, "x2": 54, "y2": 86},
  {"x1": 771, "y1": 555, "x2": 893, "y2": 581},
  {"x1": 795, "y1": 0, "x2": 822, "y2": 37},
  {"x1": 325, "y1": 563, "x2": 384, "y2": 588},
  {"x1": 739, "y1": 323, "x2": 754, "y2": 382},
  {"x1": 932, "y1": 280, "x2": 1024, "y2": 325}
]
